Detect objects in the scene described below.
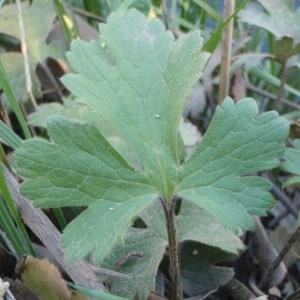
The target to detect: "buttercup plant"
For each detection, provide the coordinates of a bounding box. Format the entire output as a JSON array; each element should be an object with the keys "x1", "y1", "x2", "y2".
[{"x1": 15, "y1": 9, "x2": 289, "y2": 300}]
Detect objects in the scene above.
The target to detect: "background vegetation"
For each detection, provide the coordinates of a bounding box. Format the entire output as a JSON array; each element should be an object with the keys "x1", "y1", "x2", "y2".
[{"x1": 0, "y1": 0, "x2": 300, "y2": 299}]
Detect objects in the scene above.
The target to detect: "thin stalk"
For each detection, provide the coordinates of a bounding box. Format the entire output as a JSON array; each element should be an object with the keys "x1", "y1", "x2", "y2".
[
  {"x1": 275, "y1": 63, "x2": 288, "y2": 111},
  {"x1": 203, "y1": 0, "x2": 248, "y2": 53},
  {"x1": 246, "y1": 82, "x2": 299, "y2": 109},
  {"x1": 16, "y1": 0, "x2": 38, "y2": 110},
  {"x1": 159, "y1": 196, "x2": 182, "y2": 300},
  {"x1": 267, "y1": 33, "x2": 276, "y2": 77},
  {"x1": 218, "y1": 0, "x2": 235, "y2": 104}
]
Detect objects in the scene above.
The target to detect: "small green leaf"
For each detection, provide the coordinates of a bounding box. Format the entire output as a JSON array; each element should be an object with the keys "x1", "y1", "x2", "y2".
[
  {"x1": 274, "y1": 37, "x2": 300, "y2": 64},
  {"x1": 176, "y1": 200, "x2": 244, "y2": 254},
  {"x1": 180, "y1": 241, "x2": 234, "y2": 297}
]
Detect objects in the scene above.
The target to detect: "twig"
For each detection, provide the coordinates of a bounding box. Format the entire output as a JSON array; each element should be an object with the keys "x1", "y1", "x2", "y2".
[
  {"x1": 218, "y1": 0, "x2": 235, "y2": 104},
  {"x1": 269, "y1": 200, "x2": 300, "y2": 229},
  {"x1": 246, "y1": 82, "x2": 299, "y2": 109},
  {"x1": 271, "y1": 184, "x2": 298, "y2": 217},
  {"x1": 16, "y1": 0, "x2": 38, "y2": 110},
  {"x1": 258, "y1": 225, "x2": 300, "y2": 291},
  {"x1": 3, "y1": 165, "x2": 107, "y2": 292},
  {"x1": 38, "y1": 61, "x2": 64, "y2": 101},
  {"x1": 114, "y1": 252, "x2": 145, "y2": 270}
]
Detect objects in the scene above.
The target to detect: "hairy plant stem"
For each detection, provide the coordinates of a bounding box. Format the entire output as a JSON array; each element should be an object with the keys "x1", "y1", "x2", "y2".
[{"x1": 159, "y1": 195, "x2": 182, "y2": 300}]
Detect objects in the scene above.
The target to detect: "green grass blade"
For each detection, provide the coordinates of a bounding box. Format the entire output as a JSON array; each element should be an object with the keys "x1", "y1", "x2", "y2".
[
  {"x1": 193, "y1": 0, "x2": 222, "y2": 22},
  {"x1": 53, "y1": 0, "x2": 79, "y2": 45},
  {"x1": 203, "y1": 0, "x2": 249, "y2": 53},
  {"x1": 115, "y1": 0, "x2": 134, "y2": 14},
  {"x1": 0, "y1": 59, "x2": 31, "y2": 139},
  {"x1": 0, "y1": 0, "x2": 3, "y2": 8},
  {"x1": 52, "y1": 208, "x2": 67, "y2": 230},
  {"x1": 0, "y1": 120, "x2": 22, "y2": 150},
  {"x1": 0, "y1": 196, "x2": 26, "y2": 255},
  {"x1": 68, "y1": 282, "x2": 130, "y2": 300},
  {"x1": 251, "y1": 67, "x2": 300, "y2": 98},
  {"x1": 0, "y1": 164, "x2": 35, "y2": 255}
]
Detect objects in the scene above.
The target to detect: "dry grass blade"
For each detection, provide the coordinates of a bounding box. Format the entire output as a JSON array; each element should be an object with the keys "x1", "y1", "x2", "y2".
[{"x1": 218, "y1": 0, "x2": 235, "y2": 104}]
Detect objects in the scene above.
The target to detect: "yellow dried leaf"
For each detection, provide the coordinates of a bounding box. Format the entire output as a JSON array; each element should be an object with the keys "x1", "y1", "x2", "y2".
[{"x1": 16, "y1": 255, "x2": 87, "y2": 300}]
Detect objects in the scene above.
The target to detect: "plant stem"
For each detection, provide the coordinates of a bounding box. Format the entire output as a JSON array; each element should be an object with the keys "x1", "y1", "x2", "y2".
[
  {"x1": 159, "y1": 195, "x2": 182, "y2": 300},
  {"x1": 275, "y1": 63, "x2": 288, "y2": 111}
]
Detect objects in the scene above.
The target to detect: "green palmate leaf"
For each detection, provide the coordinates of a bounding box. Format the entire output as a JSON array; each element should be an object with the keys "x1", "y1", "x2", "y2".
[
  {"x1": 238, "y1": 0, "x2": 300, "y2": 43},
  {"x1": 103, "y1": 200, "x2": 242, "y2": 299},
  {"x1": 281, "y1": 140, "x2": 300, "y2": 188},
  {"x1": 177, "y1": 98, "x2": 288, "y2": 231},
  {"x1": 15, "y1": 9, "x2": 288, "y2": 266},
  {"x1": 16, "y1": 118, "x2": 157, "y2": 262}
]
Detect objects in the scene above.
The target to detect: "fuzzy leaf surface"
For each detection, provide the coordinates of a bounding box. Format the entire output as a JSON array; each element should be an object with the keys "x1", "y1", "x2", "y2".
[
  {"x1": 15, "y1": 9, "x2": 209, "y2": 263},
  {"x1": 177, "y1": 98, "x2": 288, "y2": 231},
  {"x1": 16, "y1": 118, "x2": 157, "y2": 262},
  {"x1": 103, "y1": 200, "x2": 242, "y2": 299}
]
